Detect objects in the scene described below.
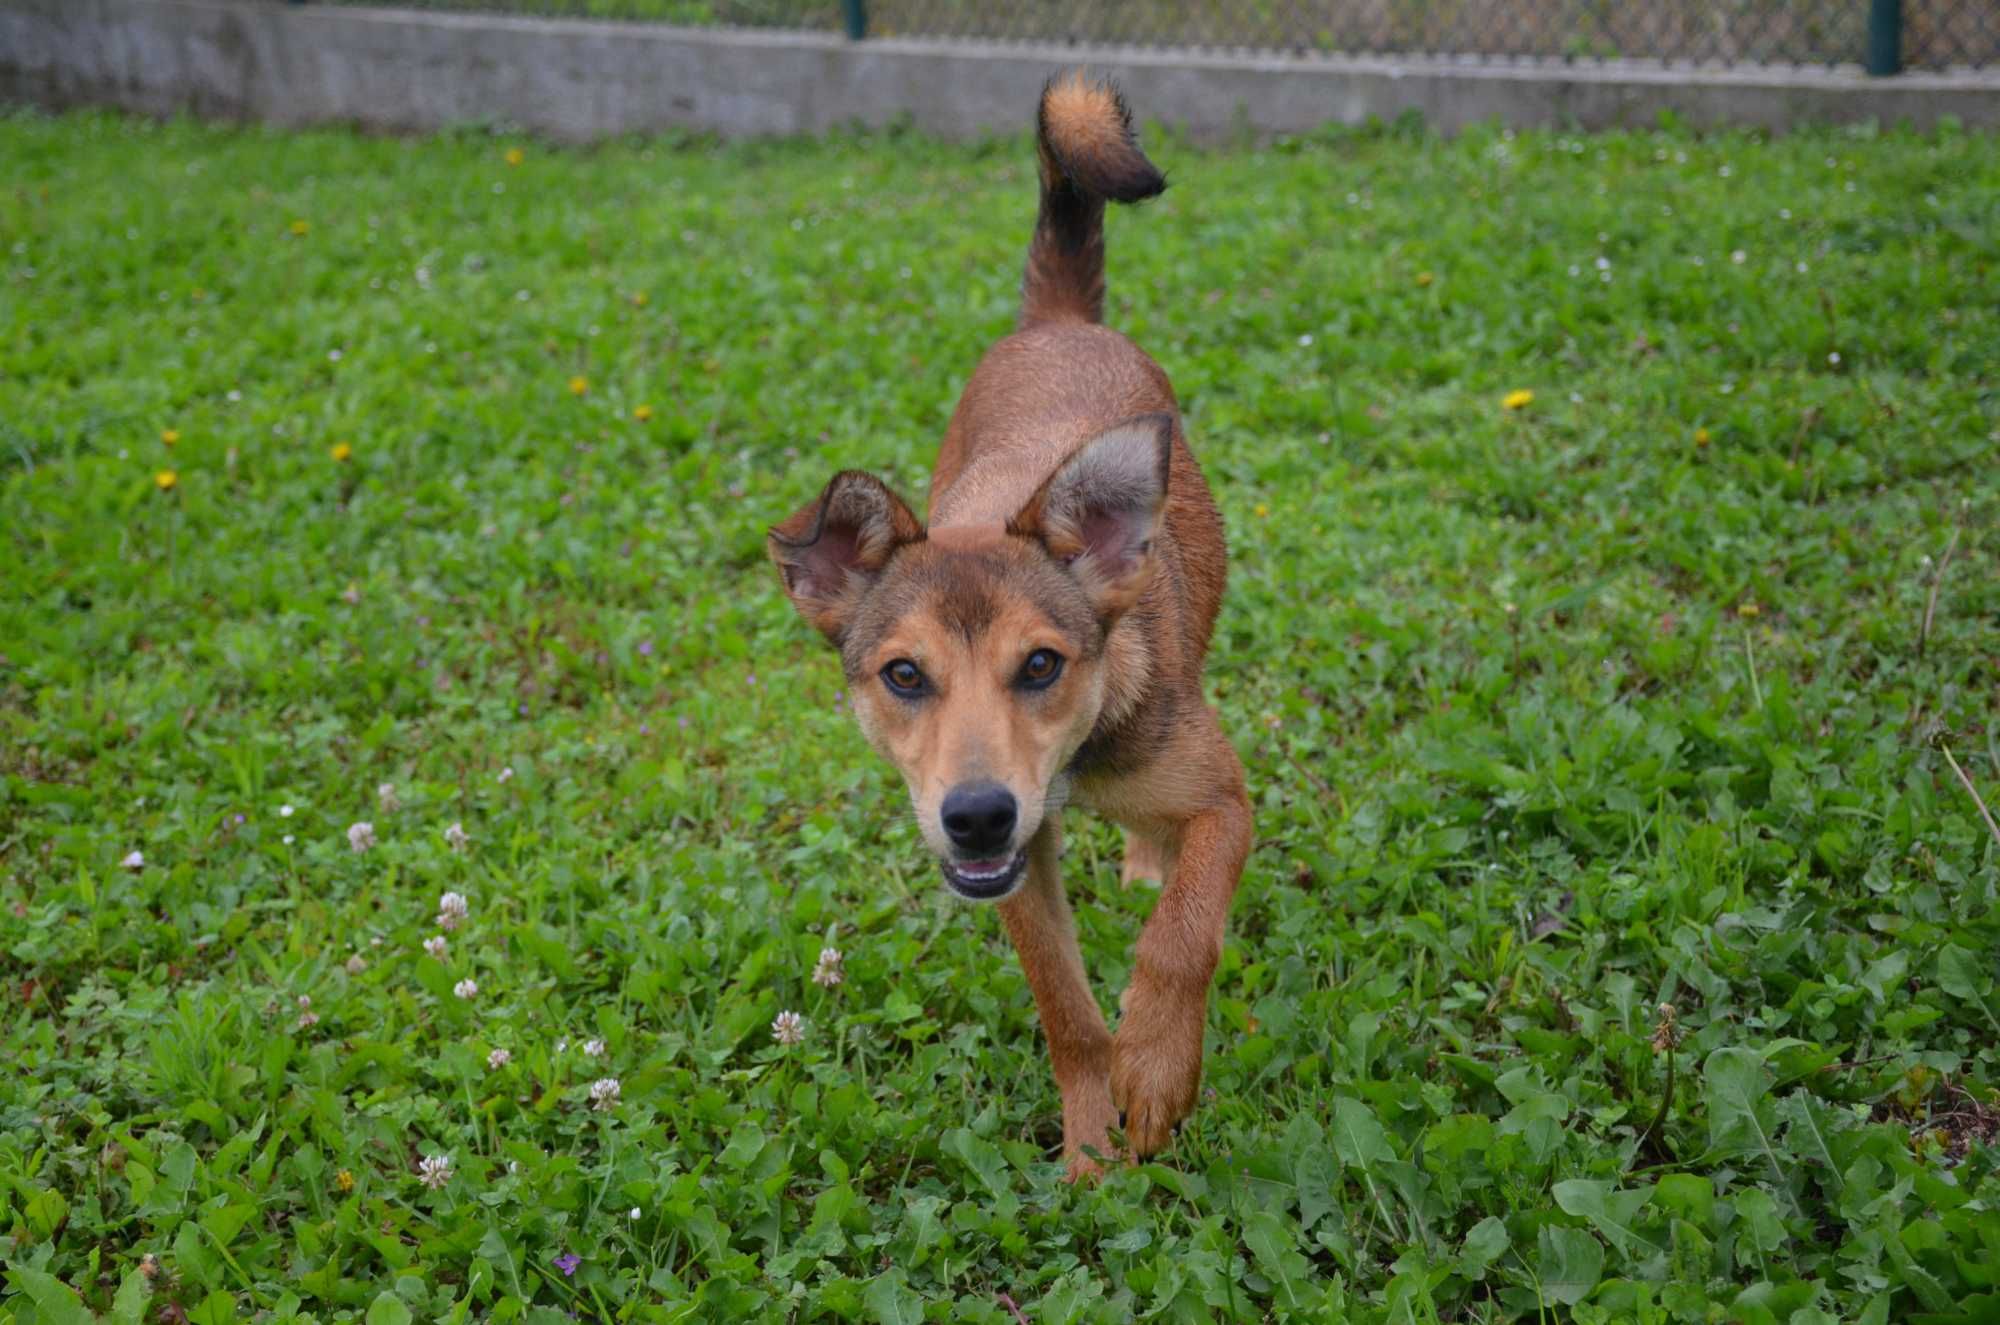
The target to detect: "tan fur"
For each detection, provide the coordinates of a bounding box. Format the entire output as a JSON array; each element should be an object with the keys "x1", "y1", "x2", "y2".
[
  {"x1": 1039, "y1": 72, "x2": 1127, "y2": 171},
  {"x1": 1121, "y1": 827, "x2": 1169, "y2": 888},
  {"x1": 846, "y1": 573, "x2": 1105, "y2": 863},
  {"x1": 769, "y1": 72, "x2": 1249, "y2": 1180}
]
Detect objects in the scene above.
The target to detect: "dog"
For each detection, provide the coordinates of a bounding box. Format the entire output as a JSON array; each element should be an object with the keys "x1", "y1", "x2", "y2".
[{"x1": 768, "y1": 72, "x2": 1250, "y2": 1179}]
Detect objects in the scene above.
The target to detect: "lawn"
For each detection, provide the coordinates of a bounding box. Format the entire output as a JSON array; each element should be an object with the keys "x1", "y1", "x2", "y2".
[{"x1": 2, "y1": 105, "x2": 1998, "y2": 1324}]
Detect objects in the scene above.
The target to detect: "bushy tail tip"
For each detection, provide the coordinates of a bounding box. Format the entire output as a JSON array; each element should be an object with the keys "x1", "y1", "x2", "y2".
[{"x1": 1021, "y1": 71, "x2": 1165, "y2": 327}]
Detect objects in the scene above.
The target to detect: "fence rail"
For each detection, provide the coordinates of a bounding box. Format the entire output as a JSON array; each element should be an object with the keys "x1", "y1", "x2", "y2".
[{"x1": 291, "y1": 0, "x2": 1999, "y2": 71}]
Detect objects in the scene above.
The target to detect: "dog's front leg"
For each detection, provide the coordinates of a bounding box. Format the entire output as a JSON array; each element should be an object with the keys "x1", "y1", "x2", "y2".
[
  {"x1": 1110, "y1": 772, "x2": 1251, "y2": 1156},
  {"x1": 998, "y1": 822, "x2": 1119, "y2": 1180}
]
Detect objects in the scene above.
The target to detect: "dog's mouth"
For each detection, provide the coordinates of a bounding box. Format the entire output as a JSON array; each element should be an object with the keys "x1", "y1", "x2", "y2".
[{"x1": 941, "y1": 851, "x2": 1028, "y2": 901}]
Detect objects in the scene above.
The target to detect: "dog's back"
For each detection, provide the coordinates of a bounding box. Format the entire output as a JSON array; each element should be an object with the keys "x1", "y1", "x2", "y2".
[{"x1": 929, "y1": 74, "x2": 1228, "y2": 661}]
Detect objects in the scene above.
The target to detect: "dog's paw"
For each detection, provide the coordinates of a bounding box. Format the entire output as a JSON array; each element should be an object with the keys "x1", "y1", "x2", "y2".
[
  {"x1": 1065, "y1": 1143, "x2": 1113, "y2": 1184},
  {"x1": 1108, "y1": 985, "x2": 1206, "y2": 1157},
  {"x1": 1060, "y1": 1080, "x2": 1122, "y2": 1183}
]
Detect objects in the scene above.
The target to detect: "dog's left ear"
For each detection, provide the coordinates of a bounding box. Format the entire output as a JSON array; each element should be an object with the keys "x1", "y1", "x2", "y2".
[
  {"x1": 768, "y1": 471, "x2": 924, "y2": 643},
  {"x1": 1010, "y1": 413, "x2": 1173, "y2": 618}
]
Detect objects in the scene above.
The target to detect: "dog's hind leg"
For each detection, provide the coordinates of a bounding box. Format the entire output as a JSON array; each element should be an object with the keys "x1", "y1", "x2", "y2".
[
  {"x1": 1120, "y1": 827, "x2": 1170, "y2": 889},
  {"x1": 999, "y1": 821, "x2": 1120, "y2": 1181}
]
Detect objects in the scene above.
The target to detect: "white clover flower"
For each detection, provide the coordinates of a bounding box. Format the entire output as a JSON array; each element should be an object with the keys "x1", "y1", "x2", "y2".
[
  {"x1": 417, "y1": 1153, "x2": 453, "y2": 1190},
  {"x1": 1731, "y1": 249, "x2": 1747, "y2": 265},
  {"x1": 345, "y1": 954, "x2": 367, "y2": 975},
  {"x1": 771, "y1": 1010, "x2": 805, "y2": 1046},
  {"x1": 589, "y1": 1077, "x2": 621, "y2": 1111},
  {"x1": 497, "y1": 766, "x2": 514, "y2": 783},
  {"x1": 346, "y1": 822, "x2": 376, "y2": 853},
  {"x1": 437, "y1": 891, "x2": 469, "y2": 931},
  {"x1": 628, "y1": 1206, "x2": 641, "y2": 1221},
  {"x1": 443, "y1": 821, "x2": 470, "y2": 852},
  {"x1": 453, "y1": 978, "x2": 478, "y2": 1000},
  {"x1": 279, "y1": 804, "x2": 295, "y2": 818},
  {"x1": 295, "y1": 994, "x2": 320, "y2": 1029},
  {"x1": 582, "y1": 1038, "x2": 606, "y2": 1058},
  {"x1": 121, "y1": 850, "x2": 145, "y2": 871},
  {"x1": 487, "y1": 1047, "x2": 512, "y2": 1070},
  {"x1": 811, "y1": 947, "x2": 845, "y2": 988},
  {"x1": 424, "y1": 935, "x2": 449, "y2": 960},
  {"x1": 555, "y1": 1038, "x2": 568, "y2": 1054},
  {"x1": 377, "y1": 783, "x2": 400, "y2": 813}
]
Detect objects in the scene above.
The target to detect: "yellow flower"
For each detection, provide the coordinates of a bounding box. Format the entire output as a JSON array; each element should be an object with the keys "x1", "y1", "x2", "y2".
[
  {"x1": 1694, "y1": 427, "x2": 1711, "y2": 446},
  {"x1": 1502, "y1": 389, "x2": 1535, "y2": 411},
  {"x1": 330, "y1": 442, "x2": 353, "y2": 463},
  {"x1": 290, "y1": 219, "x2": 310, "y2": 236},
  {"x1": 504, "y1": 147, "x2": 524, "y2": 168},
  {"x1": 154, "y1": 470, "x2": 178, "y2": 491},
  {"x1": 1416, "y1": 271, "x2": 1434, "y2": 287},
  {"x1": 568, "y1": 376, "x2": 589, "y2": 396},
  {"x1": 334, "y1": 1168, "x2": 355, "y2": 1193},
  {"x1": 1253, "y1": 503, "x2": 1270, "y2": 519},
  {"x1": 1737, "y1": 601, "x2": 1760, "y2": 619},
  {"x1": 160, "y1": 428, "x2": 180, "y2": 446},
  {"x1": 632, "y1": 404, "x2": 653, "y2": 422},
  {"x1": 630, "y1": 292, "x2": 649, "y2": 307}
]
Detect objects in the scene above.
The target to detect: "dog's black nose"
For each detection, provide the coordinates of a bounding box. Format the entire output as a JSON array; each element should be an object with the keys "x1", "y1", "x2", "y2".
[{"x1": 941, "y1": 783, "x2": 1018, "y2": 854}]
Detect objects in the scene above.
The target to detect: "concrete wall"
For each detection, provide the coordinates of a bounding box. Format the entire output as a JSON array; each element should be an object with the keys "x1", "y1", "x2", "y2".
[{"x1": 3, "y1": 0, "x2": 1996, "y2": 140}]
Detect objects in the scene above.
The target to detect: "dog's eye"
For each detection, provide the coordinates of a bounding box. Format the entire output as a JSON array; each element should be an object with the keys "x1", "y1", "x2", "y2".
[
  {"x1": 881, "y1": 659, "x2": 927, "y2": 695},
  {"x1": 1018, "y1": 648, "x2": 1064, "y2": 689}
]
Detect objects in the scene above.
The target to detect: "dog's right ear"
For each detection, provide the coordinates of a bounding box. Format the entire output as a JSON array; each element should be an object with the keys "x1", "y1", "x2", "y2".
[{"x1": 767, "y1": 471, "x2": 923, "y2": 643}]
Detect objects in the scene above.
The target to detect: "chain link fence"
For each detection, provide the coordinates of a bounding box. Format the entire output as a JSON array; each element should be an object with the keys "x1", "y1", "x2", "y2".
[{"x1": 296, "y1": 1, "x2": 2000, "y2": 70}]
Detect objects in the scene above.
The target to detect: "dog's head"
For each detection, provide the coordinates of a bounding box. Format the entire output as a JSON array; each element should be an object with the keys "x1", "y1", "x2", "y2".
[{"x1": 769, "y1": 415, "x2": 1171, "y2": 902}]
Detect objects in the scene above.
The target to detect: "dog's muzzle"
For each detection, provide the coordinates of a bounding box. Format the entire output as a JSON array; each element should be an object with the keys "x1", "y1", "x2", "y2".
[{"x1": 938, "y1": 780, "x2": 1026, "y2": 899}]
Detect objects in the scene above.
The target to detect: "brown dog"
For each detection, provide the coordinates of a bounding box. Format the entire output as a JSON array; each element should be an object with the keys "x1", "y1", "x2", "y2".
[{"x1": 769, "y1": 72, "x2": 1250, "y2": 1179}]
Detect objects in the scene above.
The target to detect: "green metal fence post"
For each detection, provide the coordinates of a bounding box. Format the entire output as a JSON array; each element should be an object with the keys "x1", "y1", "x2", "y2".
[
  {"x1": 1866, "y1": 0, "x2": 1903, "y2": 75},
  {"x1": 842, "y1": 0, "x2": 867, "y2": 40}
]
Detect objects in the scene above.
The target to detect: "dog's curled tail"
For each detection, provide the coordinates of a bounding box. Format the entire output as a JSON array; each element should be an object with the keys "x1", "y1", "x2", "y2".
[{"x1": 1020, "y1": 71, "x2": 1166, "y2": 328}]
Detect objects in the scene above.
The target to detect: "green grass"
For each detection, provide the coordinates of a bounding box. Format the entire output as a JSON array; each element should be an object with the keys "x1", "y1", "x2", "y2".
[{"x1": 3, "y1": 106, "x2": 1999, "y2": 1324}]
